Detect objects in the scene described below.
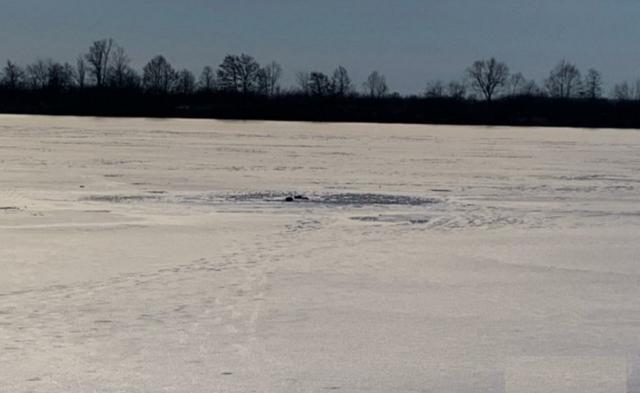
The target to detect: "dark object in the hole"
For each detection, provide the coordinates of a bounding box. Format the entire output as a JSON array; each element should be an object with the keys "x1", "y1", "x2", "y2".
[
  {"x1": 284, "y1": 196, "x2": 295, "y2": 202},
  {"x1": 294, "y1": 195, "x2": 309, "y2": 200}
]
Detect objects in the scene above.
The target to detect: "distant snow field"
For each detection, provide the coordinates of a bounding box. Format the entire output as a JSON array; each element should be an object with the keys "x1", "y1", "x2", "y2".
[{"x1": 1, "y1": 115, "x2": 640, "y2": 393}]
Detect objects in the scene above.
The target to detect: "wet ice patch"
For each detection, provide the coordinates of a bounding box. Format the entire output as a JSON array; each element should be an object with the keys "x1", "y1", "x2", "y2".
[
  {"x1": 319, "y1": 193, "x2": 437, "y2": 206},
  {"x1": 351, "y1": 214, "x2": 430, "y2": 224},
  {"x1": 225, "y1": 192, "x2": 439, "y2": 207},
  {"x1": 82, "y1": 195, "x2": 161, "y2": 203}
]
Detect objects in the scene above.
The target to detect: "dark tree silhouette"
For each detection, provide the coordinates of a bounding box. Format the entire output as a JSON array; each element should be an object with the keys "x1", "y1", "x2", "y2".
[
  {"x1": 611, "y1": 81, "x2": 639, "y2": 101},
  {"x1": 583, "y1": 68, "x2": 603, "y2": 99},
  {"x1": 257, "y1": 61, "x2": 282, "y2": 96},
  {"x1": 507, "y1": 73, "x2": 543, "y2": 97},
  {"x1": 364, "y1": 71, "x2": 388, "y2": 98},
  {"x1": 308, "y1": 72, "x2": 332, "y2": 96},
  {"x1": 75, "y1": 56, "x2": 87, "y2": 89},
  {"x1": 142, "y1": 55, "x2": 176, "y2": 94},
  {"x1": 46, "y1": 61, "x2": 75, "y2": 91},
  {"x1": 199, "y1": 66, "x2": 215, "y2": 92},
  {"x1": 2, "y1": 61, "x2": 25, "y2": 89},
  {"x1": 331, "y1": 66, "x2": 352, "y2": 96},
  {"x1": 26, "y1": 60, "x2": 49, "y2": 90},
  {"x1": 85, "y1": 38, "x2": 114, "y2": 87},
  {"x1": 507, "y1": 72, "x2": 526, "y2": 96},
  {"x1": 426, "y1": 80, "x2": 466, "y2": 99},
  {"x1": 296, "y1": 71, "x2": 311, "y2": 95},
  {"x1": 447, "y1": 80, "x2": 467, "y2": 99},
  {"x1": 217, "y1": 54, "x2": 261, "y2": 94},
  {"x1": 175, "y1": 69, "x2": 196, "y2": 95},
  {"x1": 466, "y1": 58, "x2": 509, "y2": 102},
  {"x1": 107, "y1": 45, "x2": 137, "y2": 89},
  {"x1": 545, "y1": 60, "x2": 581, "y2": 99},
  {"x1": 425, "y1": 80, "x2": 445, "y2": 98}
]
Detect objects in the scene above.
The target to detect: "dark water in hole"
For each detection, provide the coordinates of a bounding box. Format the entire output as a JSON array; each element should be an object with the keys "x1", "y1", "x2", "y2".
[{"x1": 227, "y1": 192, "x2": 439, "y2": 206}]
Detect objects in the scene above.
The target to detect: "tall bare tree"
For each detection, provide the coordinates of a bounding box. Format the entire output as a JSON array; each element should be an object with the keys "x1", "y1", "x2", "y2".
[
  {"x1": 75, "y1": 56, "x2": 87, "y2": 89},
  {"x1": 175, "y1": 69, "x2": 196, "y2": 94},
  {"x1": 85, "y1": 38, "x2": 113, "y2": 87},
  {"x1": 257, "y1": 61, "x2": 282, "y2": 96},
  {"x1": 331, "y1": 66, "x2": 352, "y2": 96},
  {"x1": 466, "y1": 58, "x2": 510, "y2": 102},
  {"x1": 199, "y1": 66, "x2": 215, "y2": 92},
  {"x1": 217, "y1": 54, "x2": 261, "y2": 94},
  {"x1": 46, "y1": 61, "x2": 75, "y2": 91},
  {"x1": 583, "y1": 68, "x2": 603, "y2": 99},
  {"x1": 142, "y1": 55, "x2": 176, "y2": 94},
  {"x1": 2, "y1": 60, "x2": 25, "y2": 89},
  {"x1": 107, "y1": 45, "x2": 136, "y2": 89},
  {"x1": 363, "y1": 71, "x2": 388, "y2": 98},
  {"x1": 296, "y1": 71, "x2": 311, "y2": 95},
  {"x1": 308, "y1": 71, "x2": 332, "y2": 96},
  {"x1": 26, "y1": 59, "x2": 49, "y2": 89},
  {"x1": 507, "y1": 72, "x2": 526, "y2": 96},
  {"x1": 545, "y1": 60, "x2": 581, "y2": 99}
]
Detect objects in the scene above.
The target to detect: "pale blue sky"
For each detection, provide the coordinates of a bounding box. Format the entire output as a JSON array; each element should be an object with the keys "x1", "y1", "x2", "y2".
[{"x1": 1, "y1": 0, "x2": 638, "y2": 93}]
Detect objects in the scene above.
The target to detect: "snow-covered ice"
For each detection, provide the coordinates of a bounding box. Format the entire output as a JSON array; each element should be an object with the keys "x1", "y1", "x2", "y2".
[{"x1": 1, "y1": 115, "x2": 639, "y2": 392}]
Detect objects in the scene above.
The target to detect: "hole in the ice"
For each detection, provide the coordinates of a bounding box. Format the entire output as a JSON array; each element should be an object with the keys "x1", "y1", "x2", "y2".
[{"x1": 226, "y1": 192, "x2": 439, "y2": 206}]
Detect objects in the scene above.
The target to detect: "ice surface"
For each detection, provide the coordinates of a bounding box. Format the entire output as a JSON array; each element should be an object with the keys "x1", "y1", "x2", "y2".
[{"x1": 1, "y1": 115, "x2": 640, "y2": 392}]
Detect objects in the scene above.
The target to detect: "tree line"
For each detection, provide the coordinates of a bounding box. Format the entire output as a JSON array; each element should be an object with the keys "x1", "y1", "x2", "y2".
[
  {"x1": 1, "y1": 38, "x2": 640, "y2": 128},
  {"x1": 2, "y1": 38, "x2": 640, "y2": 100},
  {"x1": 0, "y1": 38, "x2": 391, "y2": 98}
]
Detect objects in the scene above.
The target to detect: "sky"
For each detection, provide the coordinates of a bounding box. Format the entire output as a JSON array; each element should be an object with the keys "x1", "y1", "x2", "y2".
[{"x1": 1, "y1": 0, "x2": 639, "y2": 94}]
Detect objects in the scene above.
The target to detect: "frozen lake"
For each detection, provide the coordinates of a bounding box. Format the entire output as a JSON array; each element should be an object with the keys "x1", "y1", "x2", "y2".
[{"x1": 1, "y1": 115, "x2": 640, "y2": 392}]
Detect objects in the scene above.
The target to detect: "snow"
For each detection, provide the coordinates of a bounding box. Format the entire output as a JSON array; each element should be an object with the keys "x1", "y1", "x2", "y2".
[{"x1": 1, "y1": 115, "x2": 639, "y2": 392}]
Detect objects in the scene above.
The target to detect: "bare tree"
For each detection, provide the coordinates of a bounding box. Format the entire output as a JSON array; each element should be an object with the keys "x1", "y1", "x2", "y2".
[
  {"x1": 296, "y1": 71, "x2": 311, "y2": 95},
  {"x1": 466, "y1": 58, "x2": 510, "y2": 102},
  {"x1": 217, "y1": 54, "x2": 261, "y2": 94},
  {"x1": 507, "y1": 72, "x2": 526, "y2": 96},
  {"x1": 76, "y1": 56, "x2": 87, "y2": 89},
  {"x1": 107, "y1": 45, "x2": 136, "y2": 89},
  {"x1": 199, "y1": 66, "x2": 215, "y2": 92},
  {"x1": 545, "y1": 60, "x2": 581, "y2": 99},
  {"x1": 142, "y1": 55, "x2": 176, "y2": 94},
  {"x1": 611, "y1": 81, "x2": 640, "y2": 101},
  {"x1": 217, "y1": 55, "x2": 241, "y2": 92},
  {"x1": 85, "y1": 38, "x2": 114, "y2": 87},
  {"x1": 447, "y1": 80, "x2": 467, "y2": 99},
  {"x1": 2, "y1": 60, "x2": 25, "y2": 89},
  {"x1": 363, "y1": 71, "x2": 388, "y2": 98},
  {"x1": 583, "y1": 68, "x2": 603, "y2": 99},
  {"x1": 612, "y1": 82, "x2": 632, "y2": 100},
  {"x1": 426, "y1": 79, "x2": 466, "y2": 99},
  {"x1": 237, "y1": 54, "x2": 261, "y2": 94},
  {"x1": 175, "y1": 69, "x2": 196, "y2": 94},
  {"x1": 331, "y1": 66, "x2": 352, "y2": 96},
  {"x1": 425, "y1": 80, "x2": 445, "y2": 98},
  {"x1": 257, "y1": 61, "x2": 282, "y2": 96},
  {"x1": 26, "y1": 59, "x2": 49, "y2": 89},
  {"x1": 46, "y1": 61, "x2": 75, "y2": 91},
  {"x1": 308, "y1": 71, "x2": 332, "y2": 96}
]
